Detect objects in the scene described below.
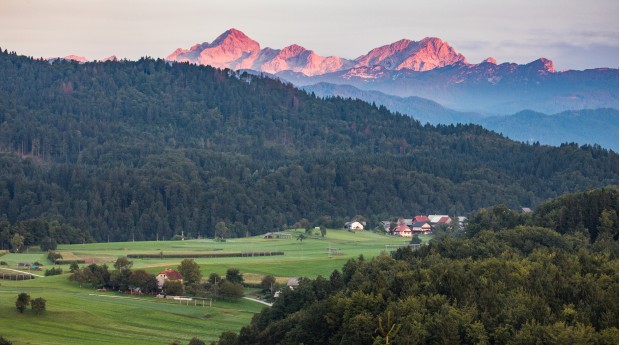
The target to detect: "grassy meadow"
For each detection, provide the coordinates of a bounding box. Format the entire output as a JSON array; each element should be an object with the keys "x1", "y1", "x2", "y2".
[{"x1": 0, "y1": 229, "x2": 428, "y2": 344}]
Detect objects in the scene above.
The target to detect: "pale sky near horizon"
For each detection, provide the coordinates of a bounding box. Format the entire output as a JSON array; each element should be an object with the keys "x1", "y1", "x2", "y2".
[{"x1": 0, "y1": 0, "x2": 617, "y2": 71}]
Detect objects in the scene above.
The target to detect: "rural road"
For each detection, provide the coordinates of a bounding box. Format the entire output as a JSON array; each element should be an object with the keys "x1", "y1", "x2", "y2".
[{"x1": 243, "y1": 297, "x2": 273, "y2": 306}]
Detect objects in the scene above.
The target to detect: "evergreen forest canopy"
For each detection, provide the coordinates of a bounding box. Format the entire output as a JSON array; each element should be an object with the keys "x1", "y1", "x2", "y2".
[{"x1": 0, "y1": 49, "x2": 617, "y2": 246}]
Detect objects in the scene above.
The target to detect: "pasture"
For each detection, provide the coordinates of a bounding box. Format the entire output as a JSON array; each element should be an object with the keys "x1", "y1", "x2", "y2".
[{"x1": 0, "y1": 229, "x2": 428, "y2": 344}]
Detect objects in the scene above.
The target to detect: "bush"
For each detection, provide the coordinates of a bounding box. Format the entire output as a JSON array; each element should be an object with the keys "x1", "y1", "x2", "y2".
[
  {"x1": 47, "y1": 251, "x2": 63, "y2": 263},
  {"x1": 162, "y1": 280, "x2": 184, "y2": 296},
  {"x1": 410, "y1": 235, "x2": 421, "y2": 245},
  {"x1": 188, "y1": 337, "x2": 205, "y2": 345},
  {"x1": 218, "y1": 280, "x2": 244, "y2": 300},
  {"x1": 69, "y1": 261, "x2": 80, "y2": 272},
  {"x1": 216, "y1": 331, "x2": 239, "y2": 345},
  {"x1": 15, "y1": 293, "x2": 30, "y2": 313},
  {"x1": 31, "y1": 297, "x2": 46, "y2": 314},
  {"x1": 45, "y1": 267, "x2": 63, "y2": 276},
  {"x1": 225, "y1": 268, "x2": 244, "y2": 284},
  {"x1": 0, "y1": 335, "x2": 12, "y2": 345},
  {"x1": 261, "y1": 275, "x2": 276, "y2": 292},
  {"x1": 0, "y1": 261, "x2": 7, "y2": 266}
]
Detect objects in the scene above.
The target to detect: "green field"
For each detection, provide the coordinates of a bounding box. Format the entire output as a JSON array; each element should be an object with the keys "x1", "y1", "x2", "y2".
[{"x1": 0, "y1": 230, "x2": 427, "y2": 344}]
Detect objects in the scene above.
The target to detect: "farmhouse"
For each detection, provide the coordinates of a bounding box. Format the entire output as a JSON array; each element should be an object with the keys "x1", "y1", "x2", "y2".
[
  {"x1": 428, "y1": 215, "x2": 451, "y2": 225},
  {"x1": 411, "y1": 222, "x2": 432, "y2": 235},
  {"x1": 156, "y1": 269, "x2": 184, "y2": 289},
  {"x1": 384, "y1": 214, "x2": 466, "y2": 237},
  {"x1": 392, "y1": 224, "x2": 412, "y2": 237}
]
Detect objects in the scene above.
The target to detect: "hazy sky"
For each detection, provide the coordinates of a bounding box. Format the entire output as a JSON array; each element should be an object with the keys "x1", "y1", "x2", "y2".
[{"x1": 0, "y1": 0, "x2": 618, "y2": 70}]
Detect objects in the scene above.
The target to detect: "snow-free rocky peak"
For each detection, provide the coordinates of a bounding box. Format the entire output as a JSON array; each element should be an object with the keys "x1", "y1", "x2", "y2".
[
  {"x1": 165, "y1": 29, "x2": 471, "y2": 76},
  {"x1": 354, "y1": 37, "x2": 467, "y2": 71}
]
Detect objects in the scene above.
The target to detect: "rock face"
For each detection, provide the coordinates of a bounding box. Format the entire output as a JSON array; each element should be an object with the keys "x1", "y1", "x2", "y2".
[
  {"x1": 256, "y1": 44, "x2": 353, "y2": 76},
  {"x1": 167, "y1": 29, "x2": 261, "y2": 70},
  {"x1": 353, "y1": 37, "x2": 467, "y2": 71},
  {"x1": 166, "y1": 29, "x2": 468, "y2": 76}
]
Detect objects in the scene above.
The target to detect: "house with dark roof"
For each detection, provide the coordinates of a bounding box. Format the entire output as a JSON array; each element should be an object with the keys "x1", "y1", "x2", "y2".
[{"x1": 411, "y1": 221, "x2": 432, "y2": 235}]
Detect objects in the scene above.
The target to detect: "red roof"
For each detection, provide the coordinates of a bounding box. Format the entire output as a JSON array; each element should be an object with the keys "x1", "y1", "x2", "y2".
[
  {"x1": 160, "y1": 269, "x2": 184, "y2": 280},
  {"x1": 393, "y1": 224, "x2": 411, "y2": 233},
  {"x1": 414, "y1": 215, "x2": 429, "y2": 223},
  {"x1": 437, "y1": 217, "x2": 451, "y2": 224}
]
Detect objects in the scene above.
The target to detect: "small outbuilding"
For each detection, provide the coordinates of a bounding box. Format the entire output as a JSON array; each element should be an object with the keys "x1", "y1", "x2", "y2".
[{"x1": 350, "y1": 221, "x2": 364, "y2": 230}]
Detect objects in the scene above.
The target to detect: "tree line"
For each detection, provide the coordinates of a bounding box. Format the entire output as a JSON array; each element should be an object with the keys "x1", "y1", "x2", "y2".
[{"x1": 68, "y1": 257, "x2": 249, "y2": 301}]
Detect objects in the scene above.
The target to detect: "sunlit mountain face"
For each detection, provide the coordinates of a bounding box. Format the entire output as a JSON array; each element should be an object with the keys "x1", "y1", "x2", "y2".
[{"x1": 164, "y1": 29, "x2": 617, "y2": 116}]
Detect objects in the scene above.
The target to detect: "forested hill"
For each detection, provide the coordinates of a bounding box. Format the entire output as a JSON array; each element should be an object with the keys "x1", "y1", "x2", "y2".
[
  {"x1": 217, "y1": 187, "x2": 618, "y2": 344},
  {"x1": 0, "y1": 49, "x2": 617, "y2": 244}
]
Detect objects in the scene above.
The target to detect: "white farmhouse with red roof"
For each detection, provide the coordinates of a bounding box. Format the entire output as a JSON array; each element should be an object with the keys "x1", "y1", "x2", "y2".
[{"x1": 156, "y1": 269, "x2": 184, "y2": 290}]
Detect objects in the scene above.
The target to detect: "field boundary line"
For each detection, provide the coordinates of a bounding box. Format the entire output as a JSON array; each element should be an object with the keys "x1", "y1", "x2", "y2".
[
  {"x1": 87, "y1": 293, "x2": 212, "y2": 307},
  {"x1": 0, "y1": 268, "x2": 45, "y2": 277}
]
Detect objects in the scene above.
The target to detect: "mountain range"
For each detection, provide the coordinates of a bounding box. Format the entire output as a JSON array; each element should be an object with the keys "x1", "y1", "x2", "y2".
[
  {"x1": 166, "y1": 29, "x2": 468, "y2": 76},
  {"x1": 166, "y1": 28, "x2": 618, "y2": 115}
]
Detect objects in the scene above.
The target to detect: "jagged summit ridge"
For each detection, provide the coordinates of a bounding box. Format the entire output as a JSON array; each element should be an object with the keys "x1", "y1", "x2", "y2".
[
  {"x1": 166, "y1": 28, "x2": 260, "y2": 70},
  {"x1": 354, "y1": 37, "x2": 467, "y2": 71},
  {"x1": 166, "y1": 29, "x2": 480, "y2": 76}
]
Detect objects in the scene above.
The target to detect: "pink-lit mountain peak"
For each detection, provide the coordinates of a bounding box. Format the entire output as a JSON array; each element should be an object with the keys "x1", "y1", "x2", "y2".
[
  {"x1": 166, "y1": 28, "x2": 261, "y2": 69},
  {"x1": 164, "y1": 29, "x2": 562, "y2": 77},
  {"x1": 210, "y1": 28, "x2": 260, "y2": 51},
  {"x1": 279, "y1": 44, "x2": 310, "y2": 59},
  {"x1": 166, "y1": 29, "x2": 474, "y2": 74},
  {"x1": 355, "y1": 37, "x2": 467, "y2": 71},
  {"x1": 64, "y1": 55, "x2": 88, "y2": 63},
  {"x1": 526, "y1": 58, "x2": 555, "y2": 74}
]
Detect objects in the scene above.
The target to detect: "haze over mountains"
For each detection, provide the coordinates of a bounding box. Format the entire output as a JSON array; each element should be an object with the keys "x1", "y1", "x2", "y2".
[{"x1": 303, "y1": 83, "x2": 619, "y2": 151}]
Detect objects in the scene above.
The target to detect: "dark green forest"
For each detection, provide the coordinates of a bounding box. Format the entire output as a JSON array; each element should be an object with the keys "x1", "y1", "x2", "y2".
[
  {"x1": 0, "y1": 49, "x2": 617, "y2": 246},
  {"x1": 214, "y1": 187, "x2": 618, "y2": 345}
]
